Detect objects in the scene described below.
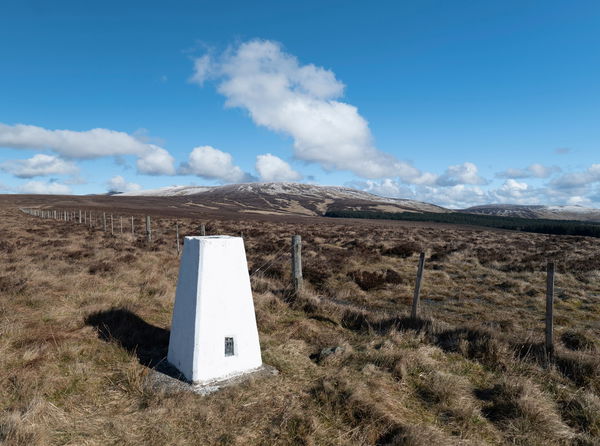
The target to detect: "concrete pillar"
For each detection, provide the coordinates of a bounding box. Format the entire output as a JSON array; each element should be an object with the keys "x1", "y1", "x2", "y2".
[{"x1": 167, "y1": 236, "x2": 262, "y2": 384}]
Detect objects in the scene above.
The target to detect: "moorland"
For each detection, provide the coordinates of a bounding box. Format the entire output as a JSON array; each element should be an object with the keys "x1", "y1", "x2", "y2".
[{"x1": 1, "y1": 194, "x2": 599, "y2": 445}]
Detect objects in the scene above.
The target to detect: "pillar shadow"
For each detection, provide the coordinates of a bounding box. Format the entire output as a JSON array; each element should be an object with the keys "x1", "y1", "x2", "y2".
[{"x1": 85, "y1": 307, "x2": 184, "y2": 380}]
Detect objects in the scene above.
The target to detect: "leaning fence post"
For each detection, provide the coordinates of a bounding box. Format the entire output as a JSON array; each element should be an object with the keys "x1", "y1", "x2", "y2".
[
  {"x1": 146, "y1": 216, "x2": 152, "y2": 243},
  {"x1": 292, "y1": 235, "x2": 303, "y2": 294},
  {"x1": 546, "y1": 261, "x2": 555, "y2": 359},
  {"x1": 411, "y1": 252, "x2": 426, "y2": 319}
]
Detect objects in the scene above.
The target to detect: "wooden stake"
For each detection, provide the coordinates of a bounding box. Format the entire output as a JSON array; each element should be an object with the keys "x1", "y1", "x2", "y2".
[
  {"x1": 131, "y1": 216, "x2": 135, "y2": 235},
  {"x1": 292, "y1": 235, "x2": 303, "y2": 294},
  {"x1": 103, "y1": 212, "x2": 107, "y2": 232},
  {"x1": 176, "y1": 221, "x2": 180, "y2": 255},
  {"x1": 146, "y1": 216, "x2": 152, "y2": 243},
  {"x1": 120, "y1": 216, "x2": 123, "y2": 234},
  {"x1": 546, "y1": 261, "x2": 555, "y2": 359},
  {"x1": 200, "y1": 223, "x2": 206, "y2": 236},
  {"x1": 411, "y1": 252, "x2": 426, "y2": 319}
]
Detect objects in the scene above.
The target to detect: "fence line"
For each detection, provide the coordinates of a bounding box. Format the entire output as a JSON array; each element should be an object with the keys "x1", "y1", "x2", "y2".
[{"x1": 19, "y1": 207, "x2": 566, "y2": 358}]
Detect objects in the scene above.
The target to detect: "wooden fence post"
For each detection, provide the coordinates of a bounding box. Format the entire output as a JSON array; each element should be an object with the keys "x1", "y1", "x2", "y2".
[
  {"x1": 131, "y1": 216, "x2": 134, "y2": 235},
  {"x1": 79, "y1": 210, "x2": 82, "y2": 224},
  {"x1": 103, "y1": 212, "x2": 107, "y2": 232},
  {"x1": 146, "y1": 216, "x2": 152, "y2": 243},
  {"x1": 110, "y1": 214, "x2": 114, "y2": 235},
  {"x1": 120, "y1": 216, "x2": 123, "y2": 234},
  {"x1": 200, "y1": 224, "x2": 206, "y2": 236},
  {"x1": 176, "y1": 221, "x2": 180, "y2": 255},
  {"x1": 546, "y1": 261, "x2": 555, "y2": 359},
  {"x1": 411, "y1": 252, "x2": 426, "y2": 319},
  {"x1": 292, "y1": 235, "x2": 303, "y2": 294}
]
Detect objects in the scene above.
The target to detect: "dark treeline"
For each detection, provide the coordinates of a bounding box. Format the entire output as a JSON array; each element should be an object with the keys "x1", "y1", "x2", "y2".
[{"x1": 324, "y1": 210, "x2": 600, "y2": 238}]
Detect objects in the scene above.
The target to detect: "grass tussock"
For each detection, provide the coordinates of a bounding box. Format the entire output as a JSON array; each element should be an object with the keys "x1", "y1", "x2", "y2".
[{"x1": 477, "y1": 377, "x2": 574, "y2": 445}]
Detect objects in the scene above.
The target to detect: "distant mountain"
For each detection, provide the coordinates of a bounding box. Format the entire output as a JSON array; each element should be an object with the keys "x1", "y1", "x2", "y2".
[
  {"x1": 117, "y1": 183, "x2": 600, "y2": 222},
  {"x1": 462, "y1": 204, "x2": 600, "y2": 222},
  {"x1": 118, "y1": 182, "x2": 449, "y2": 216}
]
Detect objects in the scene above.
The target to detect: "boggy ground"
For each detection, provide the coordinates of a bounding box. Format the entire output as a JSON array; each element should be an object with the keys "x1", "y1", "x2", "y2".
[{"x1": 1, "y1": 203, "x2": 599, "y2": 445}]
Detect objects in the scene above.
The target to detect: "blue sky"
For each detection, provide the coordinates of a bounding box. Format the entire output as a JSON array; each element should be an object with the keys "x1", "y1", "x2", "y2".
[{"x1": 1, "y1": 0, "x2": 599, "y2": 208}]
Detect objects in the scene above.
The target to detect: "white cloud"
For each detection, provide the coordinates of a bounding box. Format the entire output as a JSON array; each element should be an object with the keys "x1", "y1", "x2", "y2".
[
  {"x1": 190, "y1": 40, "x2": 427, "y2": 182},
  {"x1": 0, "y1": 123, "x2": 175, "y2": 175},
  {"x1": 255, "y1": 153, "x2": 302, "y2": 181},
  {"x1": 415, "y1": 185, "x2": 487, "y2": 208},
  {"x1": 107, "y1": 175, "x2": 141, "y2": 193},
  {"x1": 189, "y1": 54, "x2": 213, "y2": 86},
  {"x1": 0, "y1": 154, "x2": 78, "y2": 178},
  {"x1": 436, "y1": 162, "x2": 486, "y2": 186},
  {"x1": 551, "y1": 164, "x2": 600, "y2": 189},
  {"x1": 529, "y1": 163, "x2": 559, "y2": 178},
  {"x1": 352, "y1": 178, "x2": 487, "y2": 208},
  {"x1": 136, "y1": 146, "x2": 176, "y2": 175},
  {"x1": 18, "y1": 181, "x2": 71, "y2": 195},
  {"x1": 354, "y1": 175, "x2": 600, "y2": 208},
  {"x1": 353, "y1": 179, "x2": 415, "y2": 198},
  {"x1": 179, "y1": 145, "x2": 250, "y2": 182},
  {"x1": 489, "y1": 179, "x2": 541, "y2": 204},
  {"x1": 496, "y1": 163, "x2": 560, "y2": 179},
  {"x1": 566, "y1": 196, "x2": 591, "y2": 206}
]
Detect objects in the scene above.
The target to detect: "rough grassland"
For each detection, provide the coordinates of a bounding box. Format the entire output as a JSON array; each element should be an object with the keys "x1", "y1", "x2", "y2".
[{"x1": 1, "y1": 203, "x2": 599, "y2": 445}]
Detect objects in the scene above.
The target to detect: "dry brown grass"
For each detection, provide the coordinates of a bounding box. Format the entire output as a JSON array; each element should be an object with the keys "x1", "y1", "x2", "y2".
[{"x1": 1, "y1": 202, "x2": 599, "y2": 445}]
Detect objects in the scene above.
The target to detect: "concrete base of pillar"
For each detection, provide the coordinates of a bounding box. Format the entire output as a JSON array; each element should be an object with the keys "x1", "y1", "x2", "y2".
[{"x1": 145, "y1": 363, "x2": 278, "y2": 396}]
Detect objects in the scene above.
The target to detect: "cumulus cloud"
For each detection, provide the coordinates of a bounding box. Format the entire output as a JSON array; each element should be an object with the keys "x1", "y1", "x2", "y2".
[
  {"x1": 436, "y1": 162, "x2": 486, "y2": 186},
  {"x1": 496, "y1": 163, "x2": 560, "y2": 179},
  {"x1": 107, "y1": 175, "x2": 142, "y2": 193},
  {"x1": 351, "y1": 177, "x2": 487, "y2": 208},
  {"x1": 179, "y1": 145, "x2": 251, "y2": 183},
  {"x1": 255, "y1": 153, "x2": 302, "y2": 182},
  {"x1": 566, "y1": 196, "x2": 592, "y2": 206},
  {"x1": 136, "y1": 147, "x2": 176, "y2": 175},
  {"x1": 410, "y1": 185, "x2": 486, "y2": 208},
  {"x1": 0, "y1": 154, "x2": 78, "y2": 178},
  {"x1": 190, "y1": 40, "x2": 427, "y2": 182},
  {"x1": 18, "y1": 180, "x2": 71, "y2": 195},
  {"x1": 489, "y1": 179, "x2": 542, "y2": 204},
  {"x1": 550, "y1": 164, "x2": 600, "y2": 189},
  {"x1": 351, "y1": 179, "x2": 415, "y2": 199},
  {"x1": 0, "y1": 123, "x2": 176, "y2": 175},
  {"x1": 353, "y1": 174, "x2": 600, "y2": 208}
]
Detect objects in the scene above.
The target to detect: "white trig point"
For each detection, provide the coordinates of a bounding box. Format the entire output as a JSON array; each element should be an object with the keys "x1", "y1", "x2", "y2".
[{"x1": 167, "y1": 236, "x2": 262, "y2": 384}]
